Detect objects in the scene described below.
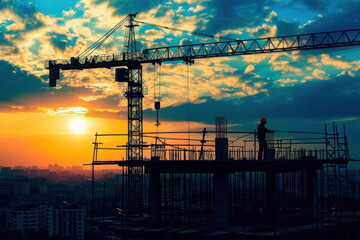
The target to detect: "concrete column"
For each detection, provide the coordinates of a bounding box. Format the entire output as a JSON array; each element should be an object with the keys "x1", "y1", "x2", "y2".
[
  {"x1": 214, "y1": 170, "x2": 229, "y2": 227},
  {"x1": 214, "y1": 137, "x2": 229, "y2": 227},
  {"x1": 149, "y1": 156, "x2": 161, "y2": 224},
  {"x1": 215, "y1": 138, "x2": 228, "y2": 161}
]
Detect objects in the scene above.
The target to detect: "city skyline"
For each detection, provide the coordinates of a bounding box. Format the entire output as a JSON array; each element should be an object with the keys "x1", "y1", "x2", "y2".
[{"x1": 0, "y1": 0, "x2": 360, "y2": 167}]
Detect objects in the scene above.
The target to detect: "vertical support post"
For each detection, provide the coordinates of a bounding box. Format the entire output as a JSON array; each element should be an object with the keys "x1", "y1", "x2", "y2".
[
  {"x1": 214, "y1": 117, "x2": 229, "y2": 227},
  {"x1": 306, "y1": 169, "x2": 317, "y2": 220},
  {"x1": 265, "y1": 170, "x2": 276, "y2": 217},
  {"x1": 91, "y1": 164, "x2": 95, "y2": 229},
  {"x1": 91, "y1": 134, "x2": 98, "y2": 229},
  {"x1": 199, "y1": 128, "x2": 207, "y2": 160},
  {"x1": 102, "y1": 181, "x2": 106, "y2": 223},
  {"x1": 149, "y1": 156, "x2": 161, "y2": 224}
]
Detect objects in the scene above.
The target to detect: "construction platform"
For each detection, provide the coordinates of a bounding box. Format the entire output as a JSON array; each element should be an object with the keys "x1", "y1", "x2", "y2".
[
  {"x1": 87, "y1": 121, "x2": 358, "y2": 239},
  {"x1": 91, "y1": 158, "x2": 347, "y2": 173}
]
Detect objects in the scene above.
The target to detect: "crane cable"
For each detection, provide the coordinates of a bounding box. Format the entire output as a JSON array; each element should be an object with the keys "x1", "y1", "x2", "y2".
[
  {"x1": 78, "y1": 15, "x2": 128, "y2": 58},
  {"x1": 187, "y1": 63, "x2": 190, "y2": 150},
  {"x1": 134, "y1": 20, "x2": 237, "y2": 41},
  {"x1": 154, "y1": 63, "x2": 161, "y2": 129}
]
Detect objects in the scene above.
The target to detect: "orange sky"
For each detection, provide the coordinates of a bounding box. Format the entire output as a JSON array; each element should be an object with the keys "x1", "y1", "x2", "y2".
[
  {"x1": 0, "y1": 112, "x2": 119, "y2": 167},
  {"x1": 0, "y1": 111, "x2": 213, "y2": 167}
]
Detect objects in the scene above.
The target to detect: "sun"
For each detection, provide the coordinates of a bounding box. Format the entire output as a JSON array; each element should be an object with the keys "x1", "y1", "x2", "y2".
[{"x1": 69, "y1": 118, "x2": 87, "y2": 133}]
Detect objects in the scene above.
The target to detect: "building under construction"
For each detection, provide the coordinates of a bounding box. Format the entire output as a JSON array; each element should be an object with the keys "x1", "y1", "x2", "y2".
[
  {"x1": 87, "y1": 118, "x2": 359, "y2": 240},
  {"x1": 44, "y1": 14, "x2": 360, "y2": 240}
]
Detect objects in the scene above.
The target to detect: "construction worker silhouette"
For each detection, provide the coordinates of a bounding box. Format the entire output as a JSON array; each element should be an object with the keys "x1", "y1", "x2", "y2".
[{"x1": 257, "y1": 117, "x2": 274, "y2": 160}]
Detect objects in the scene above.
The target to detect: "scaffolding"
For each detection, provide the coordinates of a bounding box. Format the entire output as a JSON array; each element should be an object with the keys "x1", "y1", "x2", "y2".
[{"x1": 88, "y1": 122, "x2": 355, "y2": 239}]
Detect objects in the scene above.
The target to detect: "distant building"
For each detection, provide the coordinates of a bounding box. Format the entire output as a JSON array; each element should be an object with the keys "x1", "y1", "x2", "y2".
[
  {"x1": 0, "y1": 180, "x2": 14, "y2": 207},
  {"x1": 0, "y1": 208, "x2": 9, "y2": 231},
  {"x1": 0, "y1": 167, "x2": 12, "y2": 178},
  {"x1": 48, "y1": 203, "x2": 85, "y2": 240},
  {"x1": 15, "y1": 178, "x2": 30, "y2": 195},
  {"x1": 8, "y1": 206, "x2": 40, "y2": 234}
]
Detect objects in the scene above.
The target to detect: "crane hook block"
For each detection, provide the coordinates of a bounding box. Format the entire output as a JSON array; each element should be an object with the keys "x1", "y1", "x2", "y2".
[
  {"x1": 155, "y1": 101, "x2": 160, "y2": 110},
  {"x1": 115, "y1": 68, "x2": 129, "y2": 82},
  {"x1": 49, "y1": 68, "x2": 60, "y2": 87}
]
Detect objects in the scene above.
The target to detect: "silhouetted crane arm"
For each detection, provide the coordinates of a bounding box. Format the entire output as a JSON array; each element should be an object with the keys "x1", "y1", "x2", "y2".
[
  {"x1": 45, "y1": 29, "x2": 360, "y2": 86},
  {"x1": 141, "y1": 29, "x2": 360, "y2": 62}
]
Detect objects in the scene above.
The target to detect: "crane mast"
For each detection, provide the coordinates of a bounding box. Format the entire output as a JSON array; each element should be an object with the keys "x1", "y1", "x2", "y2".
[
  {"x1": 123, "y1": 14, "x2": 144, "y2": 217},
  {"x1": 124, "y1": 14, "x2": 143, "y2": 162}
]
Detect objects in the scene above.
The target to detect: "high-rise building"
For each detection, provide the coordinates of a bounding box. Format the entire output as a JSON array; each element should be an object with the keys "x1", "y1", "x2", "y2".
[
  {"x1": 8, "y1": 206, "x2": 40, "y2": 234},
  {"x1": 48, "y1": 203, "x2": 84, "y2": 240}
]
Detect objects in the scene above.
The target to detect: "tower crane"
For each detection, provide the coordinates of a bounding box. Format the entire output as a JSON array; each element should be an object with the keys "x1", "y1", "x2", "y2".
[
  {"x1": 45, "y1": 13, "x2": 360, "y2": 162},
  {"x1": 45, "y1": 13, "x2": 360, "y2": 220}
]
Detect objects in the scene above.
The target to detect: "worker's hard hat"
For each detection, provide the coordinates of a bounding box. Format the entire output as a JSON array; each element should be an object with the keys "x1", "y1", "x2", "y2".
[{"x1": 260, "y1": 117, "x2": 267, "y2": 122}]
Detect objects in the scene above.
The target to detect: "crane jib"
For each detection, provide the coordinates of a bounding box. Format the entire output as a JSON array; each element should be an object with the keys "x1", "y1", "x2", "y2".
[{"x1": 45, "y1": 28, "x2": 360, "y2": 73}]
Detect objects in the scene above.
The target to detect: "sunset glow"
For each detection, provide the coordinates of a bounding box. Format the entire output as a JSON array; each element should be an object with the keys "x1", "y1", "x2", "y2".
[
  {"x1": 0, "y1": 0, "x2": 359, "y2": 167},
  {"x1": 69, "y1": 118, "x2": 87, "y2": 134}
]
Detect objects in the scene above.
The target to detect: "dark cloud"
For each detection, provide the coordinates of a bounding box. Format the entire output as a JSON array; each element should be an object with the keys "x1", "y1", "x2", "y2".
[
  {"x1": 47, "y1": 33, "x2": 78, "y2": 51},
  {"x1": 200, "y1": 0, "x2": 270, "y2": 34},
  {"x1": 92, "y1": 0, "x2": 163, "y2": 16},
  {"x1": 302, "y1": 1, "x2": 360, "y2": 33},
  {"x1": 272, "y1": 18, "x2": 300, "y2": 36},
  {"x1": 293, "y1": 0, "x2": 328, "y2": 12},
  {"x1": 0, "y1": 61, "x2": 121, "y2": 115},
  {"x1": 252, "y1": 0, "x2": 359, "y2": 38},
  {"x1": 1, "y1": 0, "x2": 44, "y2": 34},
  {"x1": 154, "y1": 5, "x2": 169, "y2": 18},
  {"x1": 146, "y1": 75, "x2": 360, "y2": 124},
  {"x1": 0, "y1": 60, "x2": 45, "y2": 102},
  {"x1": 0, "y1": 29, "x2": 12, "y2": 46}
]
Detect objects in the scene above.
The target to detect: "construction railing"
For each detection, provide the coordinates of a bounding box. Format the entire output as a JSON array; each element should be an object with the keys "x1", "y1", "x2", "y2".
[{"x1": 91, "y1": 123, "x2": 350, "y2": 162}]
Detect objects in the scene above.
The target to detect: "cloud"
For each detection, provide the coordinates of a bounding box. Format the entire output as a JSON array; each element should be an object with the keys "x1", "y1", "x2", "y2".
[
  {"x1": 265, "y1": 10, "x2": 277, "y2": 22},
  {"x1": 304, "y1": 69, "x2": 329, "y2": 80},
  {"x1": 268, "y1": 53, "x2": 302, "y2": 73},
  {"x1": 47, "y1": 33, "x2": 78, "y2": 51},
  {"x1": 62, "y1": 9, "x2": 76, "y2": 16},
  {"x1": 301, "y1": 0, "x2": 360, "y2": 32},
  {"x1": 199, "y1": 0, "x2": 270, "y2": 34},
  {"x1": 337, "y1": 70, "x2": 355, "y2": 77},
  {"x1": 275, "y1": 78, "x2": 299, "y2": 87},
  {"x1": 0, "y1": 1, "x2": 45, "y2": 37},
  {"x1": 244, "y1": 64, "x2": 255, "y2": 74},
  {"x1": 271, "y1": 17, "x2": 299, "y2": 36},
  {"x1": 242, "y1": 54, "x2": 268, "y2": 63},
  {"x1": 137, "y1": 29, "x2": 166, "y2": 42},
  {"x1": 1, "y1": 0, "x2": 359, "y2": 123},
  {"x1": 41, "y1": 106, "x2": 89, "y2": 116},
  {"x1": 90, "y1": 0, "x2": 163, "y2": 16},
  {"x1": 151, "y1": 73, "x2": 360, "y2": 124},
  {"x1": 189, "y1": 5, "x2": 205, "y2": 13},
  {"x1": 246, "y1": 23, "x2": 277, "y2": 38},
  {"x1": 0, "y1": 29, "x2": 12, "y2": 46},
  {"x1": 0, "y1": 60, "x2": 45, "y2": 102},
  {"x1": 0, "y1": 60, "x2": 126, "y2": 119},
  {"x1": 173, "y1": 0, "x2": 209, "y2": 3},
  {"x1": 320, "y1": 54, "x2": 352, "y2": 69},
  {"x1": 296, "y1": 0, "x2": 328, "y2": 12}
]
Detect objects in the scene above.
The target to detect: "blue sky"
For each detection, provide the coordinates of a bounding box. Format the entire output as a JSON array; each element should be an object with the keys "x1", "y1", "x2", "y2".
[{"x1": 0, "y1": 0, "x2": 359, "y2": 166}]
